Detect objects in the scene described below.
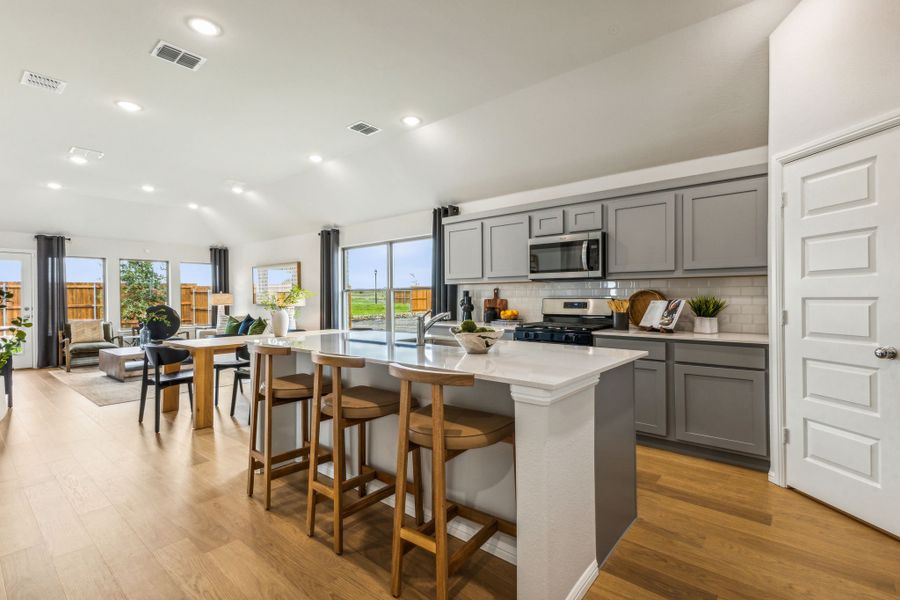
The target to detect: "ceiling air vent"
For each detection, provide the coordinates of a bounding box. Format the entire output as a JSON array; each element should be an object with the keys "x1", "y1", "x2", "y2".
[
  {"x1": 20, "y1": 70, "x2": 67, "y2": 94},
  {"x1": 347, "y1": 121, "x2": 381, "y2": 136},
  {"x1": 150, "y1": 40, "x2": 207, "y2": 71}
]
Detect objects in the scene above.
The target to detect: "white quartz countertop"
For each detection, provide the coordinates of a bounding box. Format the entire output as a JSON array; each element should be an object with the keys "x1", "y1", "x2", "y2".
[
  {"x1": 253, "y1": 330, "x2": 646, "y2": 390},
  {"x1": 593, "y1": 327, "x2": 768, "y2": 345}
]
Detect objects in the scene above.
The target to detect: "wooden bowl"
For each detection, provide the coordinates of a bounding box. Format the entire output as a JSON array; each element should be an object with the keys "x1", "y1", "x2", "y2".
[{"x1": 627, "y1": 290, "x2": 667, "y2": 326}]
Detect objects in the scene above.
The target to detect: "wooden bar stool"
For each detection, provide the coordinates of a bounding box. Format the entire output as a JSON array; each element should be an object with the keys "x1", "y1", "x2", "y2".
[
  {"x1": 306, "y1": 352, "x2": 424, "y2": 555},
  {"x1": 247, "y1": 343, "x2": 331, "y2": 510},
  {"x1": 388, "y1": 363, "x2": 516, "y2": 600}
]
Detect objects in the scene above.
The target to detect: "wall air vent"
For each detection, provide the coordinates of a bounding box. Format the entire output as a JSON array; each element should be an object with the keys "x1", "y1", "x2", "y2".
[
  {"x1": 20, "y1": 70, "x2": 67, "y2": 94},
  {"x1": 347, "y1": 121, "x2": 381, "y2": 136},
  {"x1": 150, "y1": 40, "x2": 207, "y2": 71}
]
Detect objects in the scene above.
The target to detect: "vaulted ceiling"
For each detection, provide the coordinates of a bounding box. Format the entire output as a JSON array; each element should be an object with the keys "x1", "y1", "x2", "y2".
[{"x1": 0, "y1": 0, "x2": 798, "y2": 245}]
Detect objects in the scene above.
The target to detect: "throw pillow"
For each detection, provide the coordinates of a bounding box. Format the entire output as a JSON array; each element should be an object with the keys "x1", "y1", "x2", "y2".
[
  {"x1": 223, "y1": 316, "x2": 242, "y2": 335},
  {"x1": 247, "y1": 317, "x2": 267, "y2": 335},
  {"x1": 237, "y1": 314, "x2": 256, "y2": 335},
  {"x1": 70, "y1": 320, "x2": 105, "y2": 343}
]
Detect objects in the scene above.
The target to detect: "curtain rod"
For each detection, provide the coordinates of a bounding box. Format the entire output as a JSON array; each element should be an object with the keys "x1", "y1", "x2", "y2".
[{"x1": 34, "y1": 234, "x2": 71, "y2": 241}]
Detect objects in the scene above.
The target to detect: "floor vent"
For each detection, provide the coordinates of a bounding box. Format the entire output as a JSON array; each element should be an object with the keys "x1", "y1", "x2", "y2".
[
  {"x1": 347, "y1": 121, "x2": 381, "y2": 136},
  {"x1": 20, "y1": 70, "x2": 67, "y2": 94},
  {"x1": 150, "y1": 40, "x2": 207, "y2": 71}
]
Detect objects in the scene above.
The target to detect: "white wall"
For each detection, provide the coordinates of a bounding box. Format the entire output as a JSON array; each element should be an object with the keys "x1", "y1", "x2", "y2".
[
  {"x1": 0, "y1": 230, "x2": 209, "y2": 331},
  {"x1": 769, "y1": 0, "x2": 900, "y2": 154}
]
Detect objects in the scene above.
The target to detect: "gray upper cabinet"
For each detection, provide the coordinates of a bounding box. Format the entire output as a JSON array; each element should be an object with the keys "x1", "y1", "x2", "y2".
[
  {"x1": 482, "y1": 215, "x2": 529, "y2": 278},
  {"x1": 530, "y1": 208, "x2": 564, "y2": 237},
  {"x1": 634, "y1": 359, "x2": 667, "y2": 436},
  {"x1": 566, "y1": 201, "x2": 603, "y2": 232},
  {"x1": 682, "y1": 177, "x2": 768, "y2": 270},
  {"x1": 606, "y1": 192, "x2": 676, "y2": 273},
  {"x1": 445, "y1": 221, "x2": 483, "y2": 280},
  {"x1": 674, "y1": 364, "x2": 767, "y2": 456}
]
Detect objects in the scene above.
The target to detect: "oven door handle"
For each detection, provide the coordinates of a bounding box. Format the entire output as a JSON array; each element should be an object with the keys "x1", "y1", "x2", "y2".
[{"x1": 581, "y1": 241, "x2": 589, "y2": 271}]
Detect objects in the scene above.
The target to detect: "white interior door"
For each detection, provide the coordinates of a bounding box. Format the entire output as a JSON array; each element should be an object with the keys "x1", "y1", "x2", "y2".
[
  {"x1": 783, "y1": 125, "x2": 900, "y2": 536},
  {"x1": 0, "y1": 252, "x2": 35, "y2": 369}
]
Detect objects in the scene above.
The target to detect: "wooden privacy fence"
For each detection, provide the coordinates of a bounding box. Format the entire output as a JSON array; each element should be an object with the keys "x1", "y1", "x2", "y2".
[
  {"x1": 0, "y1": 281, "x2": 210, "y2": 328},
  {"x1": 393, "y1": 288, "x2": 432, "y2": 312}
]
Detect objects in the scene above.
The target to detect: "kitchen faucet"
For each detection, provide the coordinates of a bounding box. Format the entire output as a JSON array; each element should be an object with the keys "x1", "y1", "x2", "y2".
[{"x1": 416, "y1": 310, "x2": 451, "y2": 346}]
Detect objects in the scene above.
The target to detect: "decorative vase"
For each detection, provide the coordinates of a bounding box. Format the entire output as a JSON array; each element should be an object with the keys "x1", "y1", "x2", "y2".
[
  {"x1": 271, "y1": 309, "x2": 289, "y2": 337},
  {"x1": 693, "y1": 317, "x2": 719, "y2": 334},
  {"x1": 613, "y1": 311, "x2": 630, "y2": 330},
  {"x1": 138, "y1": 325, "x2": 151, "y2": 348}
]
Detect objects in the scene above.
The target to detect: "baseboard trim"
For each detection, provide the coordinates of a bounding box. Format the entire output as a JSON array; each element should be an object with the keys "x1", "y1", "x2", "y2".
[
  {"x1": 315, "y1": 463, "x2": 518, "y2": 565},
  {"x1": 566, "y1": 560, "x2": 599, "y2": 600}
]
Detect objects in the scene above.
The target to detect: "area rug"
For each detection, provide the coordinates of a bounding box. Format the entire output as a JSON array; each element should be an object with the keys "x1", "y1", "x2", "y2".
[{"x1": 48, "y1": 367, "x2": 231, "y2": 407}]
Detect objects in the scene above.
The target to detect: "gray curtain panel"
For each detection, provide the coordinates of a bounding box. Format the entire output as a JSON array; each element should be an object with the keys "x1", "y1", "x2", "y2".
[
  {"x1": 210, "y1": 246, "x2": 230, "y2": 321},
  {"x1": 319, "y1": 228, "x2": 340, "y2": 329},
  {"x1": 431, "y1": 206, "x2": 459, "y2": 318},
  {"x1": 35, "y1": 234, "x2": 67, "y2": 368}
]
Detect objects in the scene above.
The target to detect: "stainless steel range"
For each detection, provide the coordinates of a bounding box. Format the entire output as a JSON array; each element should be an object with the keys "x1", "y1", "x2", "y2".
[{"x1": 514, "y1": 297, "x2": 613, "y2": 345}]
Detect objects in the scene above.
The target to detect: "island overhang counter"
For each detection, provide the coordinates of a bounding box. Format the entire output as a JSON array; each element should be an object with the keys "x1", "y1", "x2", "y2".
[{"x1": 250, "y1": 330, "x2": 645, "y2": 600}]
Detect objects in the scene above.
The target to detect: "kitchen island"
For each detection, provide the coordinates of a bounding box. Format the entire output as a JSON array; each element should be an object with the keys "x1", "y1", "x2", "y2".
[{"x1": 252, "y1": 330, "x2": 645, "y2": 600}]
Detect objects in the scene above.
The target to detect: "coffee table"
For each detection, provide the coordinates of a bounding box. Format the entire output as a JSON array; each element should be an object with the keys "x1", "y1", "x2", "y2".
[{"x1": 99, "y1": 347, "x2": 145, "y2": 381}]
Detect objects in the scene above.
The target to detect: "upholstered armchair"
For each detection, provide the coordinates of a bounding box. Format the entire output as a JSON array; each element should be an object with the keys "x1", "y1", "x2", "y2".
[{"x1": 59, "y1": 320, "x2": 120, "y2": 372}]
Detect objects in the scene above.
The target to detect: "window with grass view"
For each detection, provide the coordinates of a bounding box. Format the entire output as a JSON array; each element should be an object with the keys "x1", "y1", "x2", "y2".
[
  {"x1": 119, "y1": 259, "x2": 168, "y2": 329},
  {"x1": 343, "y1": 238, "x2": 432, "y2": 332},
  {"x1": 64, "y1": 257, "x2": 105, "y2": 321},
  {"x1": 180, "y1": 262, "x2": 212, "y2": 326}
]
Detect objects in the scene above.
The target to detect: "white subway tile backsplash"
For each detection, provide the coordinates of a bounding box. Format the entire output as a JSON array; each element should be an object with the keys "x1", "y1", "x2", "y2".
[{"x1": 462, "y1": 275, "x2": 767, "y2": 333}]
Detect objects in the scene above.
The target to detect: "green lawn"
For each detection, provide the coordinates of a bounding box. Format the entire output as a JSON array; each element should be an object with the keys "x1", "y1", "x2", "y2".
[{"x1": 348, "y1": 291, "x2": 410, "y2": 319}]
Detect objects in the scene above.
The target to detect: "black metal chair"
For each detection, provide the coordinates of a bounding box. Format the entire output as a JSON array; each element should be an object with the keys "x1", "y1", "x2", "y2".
[
  {"x1": 214, "y1": 345, "x2": 251, "y2": 409},
  {"x1": 1, "y1": 360, "x2": 11, "y2": 408},
  {"x1": 229, "y1": 349, "x2": 253, "y2": 423},
  {"x1": 139, "y1": 344, "x2": 194, "y2": 433}
]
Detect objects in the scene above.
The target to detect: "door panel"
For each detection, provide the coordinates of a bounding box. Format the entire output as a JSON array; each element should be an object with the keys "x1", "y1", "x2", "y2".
[
  {"x1": 565, "y1": 202, "x2": 603, "y2": 233},
  {"x1": 0, "y1": 252, "x2": 34, "y2": 369},
  {"x1": 444, "y1": 221, "x2": 483, "y2": 280},
  {"x1": 783, "y1": 125, "x2": 900, "y2": 536},
  {"x1": 529, "y1": 208, "x2": 564, "y2": 237},
  {"x1": 634, "y1": 359, "x2": 667, "y2": 436},
  {"x1": 606, "y1": 193, "x2": 676, "y2": 273},
  {"x1": 483, "y1": 215, "x2": 529, "y2": 278}
]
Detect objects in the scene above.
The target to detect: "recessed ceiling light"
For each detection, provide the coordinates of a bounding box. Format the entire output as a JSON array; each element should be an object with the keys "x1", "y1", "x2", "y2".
[
  {"x1": 187, "y1": 17, "x2": 222, "y2": 37},
  {"x1": 115, "y1": 100, "x2": 142, "y2": 113},
  {"x1": 68, "y1": 155, "x2": 88, "y2": 165},
  {"x1": 402, "y1": 115, "x2": 421, "y2": 127},
  {"x1": 47, "y1": 182, "x2": 62, "y2": 190},
  {"x1": 308, "y1": 154, "x2": 323, "y2": 164},
  {"x1": 141, "y1": 184, "x2": 155, "y2": 193},
  {"x1": 188, "y1": 202, "x2": 199, "y2": 210},
  {"x1": 231, "y1": 185, "x2": 244, "y2": 194}
]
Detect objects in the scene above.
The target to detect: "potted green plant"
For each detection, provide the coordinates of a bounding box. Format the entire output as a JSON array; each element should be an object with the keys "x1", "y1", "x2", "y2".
[
  {"x1": 687, "y1": 295, "x2": 727, "y2": 334},
  {"x1": 259, "y1": 285, "x2": 314, "y2": 336},
  {"x1": 1, "y1": 289, "x2": 32, "y2": 401}
]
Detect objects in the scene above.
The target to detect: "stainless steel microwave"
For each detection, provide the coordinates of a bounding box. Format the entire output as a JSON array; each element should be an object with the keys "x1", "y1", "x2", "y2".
[{"x1": 527, "y1": 231, "x2": 605, "y2": 280}]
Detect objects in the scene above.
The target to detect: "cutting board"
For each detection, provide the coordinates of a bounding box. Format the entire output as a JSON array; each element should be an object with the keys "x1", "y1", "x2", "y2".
[{"x1": 483, "y1": 288, "x2": 508, "y2": 312}]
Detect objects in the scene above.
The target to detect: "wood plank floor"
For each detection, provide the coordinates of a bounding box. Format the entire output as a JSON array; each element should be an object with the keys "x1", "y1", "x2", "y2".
[{"x1": 1, "y1": 369, "x2": 897, "y2": 600}]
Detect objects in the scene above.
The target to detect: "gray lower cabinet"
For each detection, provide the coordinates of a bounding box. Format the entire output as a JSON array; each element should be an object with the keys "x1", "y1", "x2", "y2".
[
  {"x1": 682, "y1": 177, "x2": 767, "y2": 270},
  {"x1": 674, "y1": 364, "x2": 767, "y2": 456},
  {"x1": 566, "y1": 201, "x2": 603, "y2": 232},
  {"x1": 634, "y1": 359, "x2": 667, "y2": 436},
  {"x1": 606, "y1": 192, "x2": 676, "y2": 273},
  {"x1": 530, "y1": 208, "x2": 564, "y2": 236},
  {"x1": 482, "y1": 214, "x2": 529, "y2": 278},
  {"x1": 445, "y1": 221, "x2": 483, "y2": 280}
]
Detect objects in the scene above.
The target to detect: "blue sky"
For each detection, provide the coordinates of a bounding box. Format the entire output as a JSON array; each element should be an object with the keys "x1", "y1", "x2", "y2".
[
  {"x1": 345, "y1": 238, "x2": 431, "y2": 289},
  {"x1": 0, "y1": 260, "x2": 21, "y2": 282},
  {"x1": 0, "y1": 259, "x2": 212, "y2": 285}
]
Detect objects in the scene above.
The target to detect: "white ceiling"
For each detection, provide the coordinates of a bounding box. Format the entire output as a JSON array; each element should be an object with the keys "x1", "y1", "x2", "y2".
[{"x1": 0, "y1": 0, "x2": 797, "y2": 245}]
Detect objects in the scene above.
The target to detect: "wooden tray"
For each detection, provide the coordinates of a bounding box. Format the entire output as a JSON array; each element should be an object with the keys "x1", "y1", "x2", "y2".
[{"x1": 627, "y1": 289, "x2": 667, "y2": 326}]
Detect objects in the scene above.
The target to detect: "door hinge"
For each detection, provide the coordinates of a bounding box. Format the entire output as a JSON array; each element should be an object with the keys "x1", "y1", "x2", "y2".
[
  {"x1": 781, "y1": 191, "x2": 787, "y2": 208},
  {"x1": 782, "y1": 428, "x2": 790, "y2": 444},
  {"x1": 781, "y1": 309, "x2": 788, "y2": 326}
]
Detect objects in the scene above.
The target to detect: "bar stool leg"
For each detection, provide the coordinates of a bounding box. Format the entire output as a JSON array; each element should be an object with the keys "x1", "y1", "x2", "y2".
[
  {"x1": 332, "y1": 383, "x2": 345, "y2": 554},
  {"x1": 391, "y1": 380, "x2": 413, "y2": 598},
  {"x1": 247, "y1": 360, "x2": 262, "y2": 497},
  {"x1": 432, "y1": 388, "x2": 449, "y2": 600},
  {"x1": 306, "y1": 364, "x2": 325, "y2": 537},
  {"x1": 263, "y1": 360, "x2": 275, "y2": 510},
  {"x1": 357, "y1": 422, "x2": 367, "y2": 498},
  {"x1": 412, "y1": 446, "x2": 424, "y2": 526}
]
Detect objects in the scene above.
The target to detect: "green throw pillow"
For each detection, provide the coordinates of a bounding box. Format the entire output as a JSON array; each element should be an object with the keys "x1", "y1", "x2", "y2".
[
  {"x1": 247, "y1": 317, "x2": 268, "y2": 335},
  {"x1": 223, "y1": 316, "x2": 242, "y2": 335}
]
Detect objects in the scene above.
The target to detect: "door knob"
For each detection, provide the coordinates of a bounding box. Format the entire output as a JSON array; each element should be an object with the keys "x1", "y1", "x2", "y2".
[{"x1": 874, "y1": 346, "x2": 897, "y2": 359}]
